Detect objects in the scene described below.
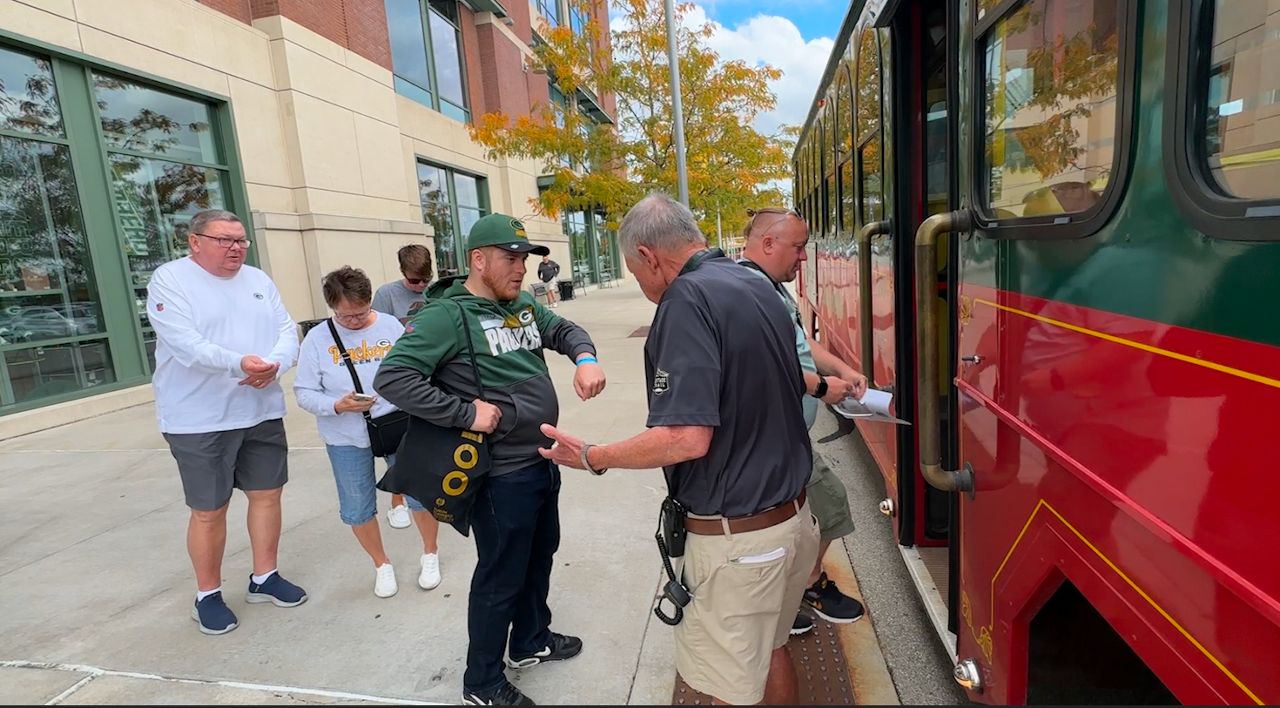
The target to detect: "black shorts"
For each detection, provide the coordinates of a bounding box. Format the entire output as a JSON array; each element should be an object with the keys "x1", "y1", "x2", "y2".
[{"x1": 163, "y1": 419, "x2": 289, "y2": 510}]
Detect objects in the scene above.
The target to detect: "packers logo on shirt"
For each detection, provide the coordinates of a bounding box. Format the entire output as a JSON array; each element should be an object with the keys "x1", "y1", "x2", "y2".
[
  {"x1": 652, "y1": 368, "x2": 670, "y2": 395},
  {"x1": 517, "y1": 308, "x2": 535, "y2": 326},
  {"x1": 480, "y1": 308, "x2": 542, "y2": 356}
]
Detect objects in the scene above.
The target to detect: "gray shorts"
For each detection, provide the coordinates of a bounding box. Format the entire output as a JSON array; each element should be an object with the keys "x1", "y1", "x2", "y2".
[{"x1": 163, "y1": 419, "x2": 289, "y2": 511}]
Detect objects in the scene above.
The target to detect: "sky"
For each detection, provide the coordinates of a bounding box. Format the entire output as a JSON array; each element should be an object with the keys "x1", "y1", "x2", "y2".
[{"x1": 676, "y1": 1, "x2": 843, "y2": 137}]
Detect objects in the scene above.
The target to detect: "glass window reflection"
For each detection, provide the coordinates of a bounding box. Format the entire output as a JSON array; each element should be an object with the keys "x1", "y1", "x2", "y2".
[
  {"x1": 981, "y1": 0, "x2": 1119, "y2": 218},
  {"x1": 1201, "y1": 0, "x2": 1280, "y2": 200},
  {"x1": 0, "y1": 46, "x2": 63, "y2": 138},
  {"x1": 93, "y1": 73, "x2": 219, "y2": 164}
]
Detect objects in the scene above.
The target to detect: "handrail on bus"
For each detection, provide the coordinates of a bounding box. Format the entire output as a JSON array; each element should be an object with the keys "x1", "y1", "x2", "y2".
[
  {"x1": 856, "y1": 220, "x2": 892, "y2": 382},
  {"x1": 914, "y1": 209, "x2": 975, "y2": 495}
]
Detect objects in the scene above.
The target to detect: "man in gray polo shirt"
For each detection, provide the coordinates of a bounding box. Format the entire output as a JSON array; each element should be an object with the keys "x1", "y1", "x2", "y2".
[{"x1": 540, "y1": 193, "x2": 820, "y2": 705}]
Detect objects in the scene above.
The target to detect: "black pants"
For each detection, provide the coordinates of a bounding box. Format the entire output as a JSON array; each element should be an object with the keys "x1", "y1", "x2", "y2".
[{"x1": 464, "y1": 459, "x2": 562, "y2": 693}]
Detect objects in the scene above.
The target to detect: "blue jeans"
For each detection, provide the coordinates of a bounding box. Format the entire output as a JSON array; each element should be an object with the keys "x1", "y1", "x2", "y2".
[
  {"x1": 464, "y1": 459, "x2": 562, "y2": 693},
  {"x1": 325, "y1": 445, "x2": 425, "y2": 526}
]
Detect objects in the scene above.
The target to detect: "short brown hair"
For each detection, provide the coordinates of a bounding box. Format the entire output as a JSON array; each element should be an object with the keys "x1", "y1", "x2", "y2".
[
  {"x1": 322, "y1": 266, "x2": 372, "y2": 308},
  {"x1": 398, "y1": 244, "x2": 433, "y2": 280}
]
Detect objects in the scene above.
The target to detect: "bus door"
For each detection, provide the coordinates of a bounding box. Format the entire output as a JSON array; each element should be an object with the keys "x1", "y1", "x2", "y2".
[{"x1": 882, "y1": 0, "x2": 963, "y2": 635}]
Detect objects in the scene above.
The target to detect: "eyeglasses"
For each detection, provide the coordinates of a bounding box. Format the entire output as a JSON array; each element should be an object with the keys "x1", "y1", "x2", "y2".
[
  {"x1": 194, "y1": 233, "x2": 251, "y2": 250},
  {"x1": 333, "y1": 308, "x2": 372, "y2": 323},
  {"x1": 404, "y1": 277, "x2": 427, "y2": 285},
  {"x1": 744, "y1": 207, "x2": 804, "y2": 240}
]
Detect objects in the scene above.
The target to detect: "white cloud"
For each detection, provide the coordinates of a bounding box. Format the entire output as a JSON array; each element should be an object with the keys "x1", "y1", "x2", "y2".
[
  {"x1": 610, "y1": 4, "x2": 834, "y2": 139},
  {"x1": 686, "y1": 6, "x2": 833, "y2": 137}
]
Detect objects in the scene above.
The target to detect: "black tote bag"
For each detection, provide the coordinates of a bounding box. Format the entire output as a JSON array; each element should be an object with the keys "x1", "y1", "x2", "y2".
[
  {"x1": 327, "y1": 318, "x2": 410, "y2": 458},
  {"x1": 376, "y1": 301, "x2": 492, "y2": 536}
]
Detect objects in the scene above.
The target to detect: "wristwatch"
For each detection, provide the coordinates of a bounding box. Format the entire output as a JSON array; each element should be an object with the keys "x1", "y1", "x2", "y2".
[
  {"x1": 580, "y1": 443, "x2": 608, "y2": 476},
  {"x1": 813, "y1": 377, "x2": 829, "y2": 399}
]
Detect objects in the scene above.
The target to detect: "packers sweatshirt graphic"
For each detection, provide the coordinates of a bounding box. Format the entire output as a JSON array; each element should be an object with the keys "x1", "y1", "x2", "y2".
[{"x1": 373, "y1": 276, "x2": 596, "y2": 477}]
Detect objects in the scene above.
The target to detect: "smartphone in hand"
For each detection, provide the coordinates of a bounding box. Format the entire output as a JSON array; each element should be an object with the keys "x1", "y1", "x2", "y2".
[{"x1": 352, "y1": 393, "x2": 377, "y2": 402}]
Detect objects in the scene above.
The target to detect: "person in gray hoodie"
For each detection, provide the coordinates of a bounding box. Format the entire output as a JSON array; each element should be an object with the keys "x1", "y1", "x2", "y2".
[{"x1": 374, "y1": 213, "x2": 605, "y2": 707}]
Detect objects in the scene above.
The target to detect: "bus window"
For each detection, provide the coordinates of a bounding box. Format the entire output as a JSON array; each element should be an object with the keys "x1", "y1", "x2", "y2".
[
  {"x1": 855, "y1": 27, "x2": 883, "y2": 223},
  {"x1": 838, "y1": 68, "x2": 856, "y2": 233},
  {"x1": 1200, "y1": 1, "x2": 1280, "y2": 200},
  {"x1": 980, "y1": 0, "x2": 1120, "y2": 219}
]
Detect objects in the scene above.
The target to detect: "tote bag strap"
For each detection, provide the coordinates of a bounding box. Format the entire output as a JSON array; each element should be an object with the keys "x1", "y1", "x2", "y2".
[
  {"x1": 450, "y1": 300, "x2": 487, "y2": 403},
  {"x1": 326, "y1": 317, "x2": 374, "y2": 424}
]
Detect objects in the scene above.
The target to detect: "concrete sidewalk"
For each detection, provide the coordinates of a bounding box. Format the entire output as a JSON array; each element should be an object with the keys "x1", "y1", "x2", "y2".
[
  {"x1": 0, "y1": 283, "x2": 675, "y2": 705},
  {"x1": 0, "y1": 281, "x2": 898, "y2": 705}
]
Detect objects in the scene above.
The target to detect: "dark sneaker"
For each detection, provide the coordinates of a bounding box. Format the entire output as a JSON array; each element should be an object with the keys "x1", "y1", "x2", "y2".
[
  {"x1": 803, "y1": 572, "x2": 865, "y2": 624},
  {"x1": 191, "y1": 591, "x2": 238, "y2": 635},
  {"x1": 506, "y1": 632, "x2": 583, "y2": 669},
  {"x1": 790, "y1": 612, "x2": 815, "y2": 636},
  {"x1": 462, "y1": 680, "x2": 536, "y2": 706},
  {"x1": 246, "y1": 572, "x2": 308, "y2": 607}
]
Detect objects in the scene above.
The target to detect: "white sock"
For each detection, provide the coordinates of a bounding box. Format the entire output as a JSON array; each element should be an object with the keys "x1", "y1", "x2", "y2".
[
  {"x1": 251, "y1": 569, "x2": 277, "y2": 585},
  {"x1": 196, "y1": 587, "x2": 221, "y2": 602}
]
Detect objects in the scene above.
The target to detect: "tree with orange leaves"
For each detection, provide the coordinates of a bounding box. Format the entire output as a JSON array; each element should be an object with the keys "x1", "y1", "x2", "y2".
[{"x1": 468, "y1": 0, "x2": 791, "y2": 242}]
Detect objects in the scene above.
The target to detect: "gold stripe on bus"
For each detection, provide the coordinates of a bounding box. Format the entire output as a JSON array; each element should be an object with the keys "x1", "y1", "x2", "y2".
[{"x1": 974, "y1": 298, "x2": 1280, "y2": 390}]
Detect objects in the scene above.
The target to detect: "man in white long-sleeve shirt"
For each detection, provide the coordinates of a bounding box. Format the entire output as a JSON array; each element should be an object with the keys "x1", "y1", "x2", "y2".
[{"x1": 147, "y1": 209, "x2": 308, "y2": 636}]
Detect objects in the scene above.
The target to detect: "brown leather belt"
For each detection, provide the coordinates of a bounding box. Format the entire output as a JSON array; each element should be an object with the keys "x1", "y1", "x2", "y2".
[{"x1": 684, "y1": 489, "x2": 807, "y2": 536}]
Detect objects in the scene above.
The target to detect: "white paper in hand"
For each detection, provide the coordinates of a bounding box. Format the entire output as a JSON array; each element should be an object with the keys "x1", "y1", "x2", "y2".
[{"x1": 834, "y1": 388, "x2": 910, "y2": 425}]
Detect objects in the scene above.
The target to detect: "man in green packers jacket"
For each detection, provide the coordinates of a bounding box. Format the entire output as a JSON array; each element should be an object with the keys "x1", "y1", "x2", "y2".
[{"x1": 374, "y1": 214, "x2": 605, "y2": 707}]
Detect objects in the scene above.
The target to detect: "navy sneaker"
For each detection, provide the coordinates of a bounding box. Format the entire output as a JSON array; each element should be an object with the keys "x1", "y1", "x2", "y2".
[
  {"x1": 246, "y1": 572, "x2": 308, "y2": 607},
  {"x1": 790, "y1": 612, "x2": 815, "y2": 636},
  {"x1": 803, "y1": 572, "x2": 865, "y2": 624},
  {"x1": 506, "y1": 632, "x2": 583, "y2": 669},
  {"x1": 191, "y1": 591, "x2": 238, "y2": 635},
  {"x1": 462, "y1": 679, "x2": 535, "y2": 706}
]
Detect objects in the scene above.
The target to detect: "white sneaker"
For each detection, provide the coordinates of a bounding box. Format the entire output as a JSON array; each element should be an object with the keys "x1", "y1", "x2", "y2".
[
  {"x1": 387, "y1": 504, "x2": 411, "y2": 529},
  {"x1": 418, "y1": 553, "x2": 441, "y2": 590},
  {"x1": 374, "y1": 563, "x2": 398, "y2": 598}
]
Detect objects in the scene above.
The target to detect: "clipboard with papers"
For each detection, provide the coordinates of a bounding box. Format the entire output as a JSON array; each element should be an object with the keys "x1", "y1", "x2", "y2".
[{"x1": 833, "y1": 388, "x2": 910, "y2": 425}]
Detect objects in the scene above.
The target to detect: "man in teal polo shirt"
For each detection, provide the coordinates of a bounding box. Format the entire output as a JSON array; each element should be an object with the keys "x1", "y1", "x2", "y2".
[{"x1": 374, "y1": 214, "x2": 607, "y2": 706}]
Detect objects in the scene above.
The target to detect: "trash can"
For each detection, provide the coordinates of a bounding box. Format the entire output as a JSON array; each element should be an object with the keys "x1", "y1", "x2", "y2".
[
  {"x1": 298, "y1": 318, "x2": 326, "y2": 338},
  {"x1": 558, "y1": 280, "x2": 575, "y2": 302}
]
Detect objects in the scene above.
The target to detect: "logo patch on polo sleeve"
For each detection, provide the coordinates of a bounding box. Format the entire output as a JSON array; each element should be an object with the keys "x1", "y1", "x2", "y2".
[{"x1": 652, "y1": 368, "x2": 670, "y2": 395}]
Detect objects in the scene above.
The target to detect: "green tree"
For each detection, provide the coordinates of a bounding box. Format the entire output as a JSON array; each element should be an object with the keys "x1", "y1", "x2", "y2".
[{"x1": 469, "y1": 0, "x2": 791, "y2": 242}]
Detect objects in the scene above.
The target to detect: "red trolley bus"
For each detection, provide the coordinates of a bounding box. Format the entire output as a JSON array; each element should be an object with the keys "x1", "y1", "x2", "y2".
[{"x1": 792, "y1": 0, "x2": 1280, "y2": 703}]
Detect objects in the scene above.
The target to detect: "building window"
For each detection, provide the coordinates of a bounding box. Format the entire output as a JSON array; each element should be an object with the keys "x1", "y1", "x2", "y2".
[
  {"x1": 0, "y1": 42, "x2": 246, "y2": 414},
  {"x1": 538, "y1": 0, "x2": 561, "y2": 28},
  {"x1": 93, "y1": 72, "x2": 230, "y2": 371},
  {"x1": 980, "y1": 0, "x2": 1120, "y2": 219},
  {"x1": 563, "y1": 209, "x2": 616, "y2": 285},
  {"x1": 417, "y1": 160, "x2": 489, "y2": 277},
  {"x1": 386, "y1": 0, "x2": 470, "y2": 122}
]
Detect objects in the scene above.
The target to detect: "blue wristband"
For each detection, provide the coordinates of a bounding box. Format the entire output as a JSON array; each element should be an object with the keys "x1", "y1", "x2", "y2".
[{"x1": 576, "y1": 356, "x2": 598, "y2": 365}]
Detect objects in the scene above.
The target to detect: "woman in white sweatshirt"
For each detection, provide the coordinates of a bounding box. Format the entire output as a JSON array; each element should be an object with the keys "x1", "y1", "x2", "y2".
[{"x1": 293, "y1": 266, "x2": 441, "y2": 598}]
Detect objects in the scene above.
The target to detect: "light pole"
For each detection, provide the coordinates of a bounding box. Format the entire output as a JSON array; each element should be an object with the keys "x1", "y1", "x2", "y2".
[{"x1": 664, "y1": 0, "x2": 689, "y2": 206}]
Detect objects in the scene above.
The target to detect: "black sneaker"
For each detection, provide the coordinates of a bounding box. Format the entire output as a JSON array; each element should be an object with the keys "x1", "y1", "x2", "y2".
[
  {"x1": 506, "y1": 632, "x2": 583, "y2": 669},
  {"x1": 790, "y1": 613, "x2": 815, "y2": 636},
  {"x1": 803, "y1": 572, "x2": 866, "y2": 624},
  {"x1": 462, "y1": 680, "x2": 535, "y2": 706}
]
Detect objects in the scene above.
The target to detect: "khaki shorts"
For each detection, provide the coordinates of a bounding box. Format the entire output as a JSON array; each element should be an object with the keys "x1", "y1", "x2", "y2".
[
  {"x1": 807, "y1": 451, "x2": 855, "y2": 542},
  {"x1": 674, "y1": 500, "x2": 821, "y2": 705}
]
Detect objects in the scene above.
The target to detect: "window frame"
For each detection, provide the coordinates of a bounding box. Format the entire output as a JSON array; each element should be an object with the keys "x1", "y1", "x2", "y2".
[
  {"x1": 415, "y1": 158, "x2": 490, "y2": 275},
  {"x1": 0, "y1": 29, "x2": 254, "y2": 414},
  {"x1": 971, "y1": 0, "x2": 1137, "y2": 241},
  {"x1": 387, "y1": 0, "x2": 471, "y2": 123},
  {"x1": 1162, "y1": 0, "x2": 1280, "y2": 242}
]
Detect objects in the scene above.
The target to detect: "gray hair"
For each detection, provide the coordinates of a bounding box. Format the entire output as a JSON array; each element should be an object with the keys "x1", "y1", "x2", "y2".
[
  {"x1": 617, "y1": 193, "x2": 706, "y2": 259},
  {"x1": 189, "y1": 209, "x2": 241, "y2": 235}
]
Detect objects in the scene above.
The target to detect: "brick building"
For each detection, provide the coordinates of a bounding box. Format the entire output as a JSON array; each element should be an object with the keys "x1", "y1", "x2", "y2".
[{"x1": 0, "y1": 0, "x2": 619, "y2": 424}]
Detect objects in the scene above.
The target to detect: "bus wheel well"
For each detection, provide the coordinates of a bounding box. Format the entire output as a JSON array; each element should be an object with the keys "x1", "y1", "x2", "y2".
[{"x1": 1026, "y1": 580, "x2": 1178, "y2": 705}]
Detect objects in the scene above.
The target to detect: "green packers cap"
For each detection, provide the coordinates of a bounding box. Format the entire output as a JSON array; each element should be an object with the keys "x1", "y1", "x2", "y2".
[{"x1": 466, "y1": 213, "x2": 550, "y2": 256}]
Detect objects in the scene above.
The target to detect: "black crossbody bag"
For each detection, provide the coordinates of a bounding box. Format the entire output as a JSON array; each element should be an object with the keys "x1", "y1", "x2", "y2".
[{"x1": 327, "y1": 318, "x2": 410, "y2": 458}]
